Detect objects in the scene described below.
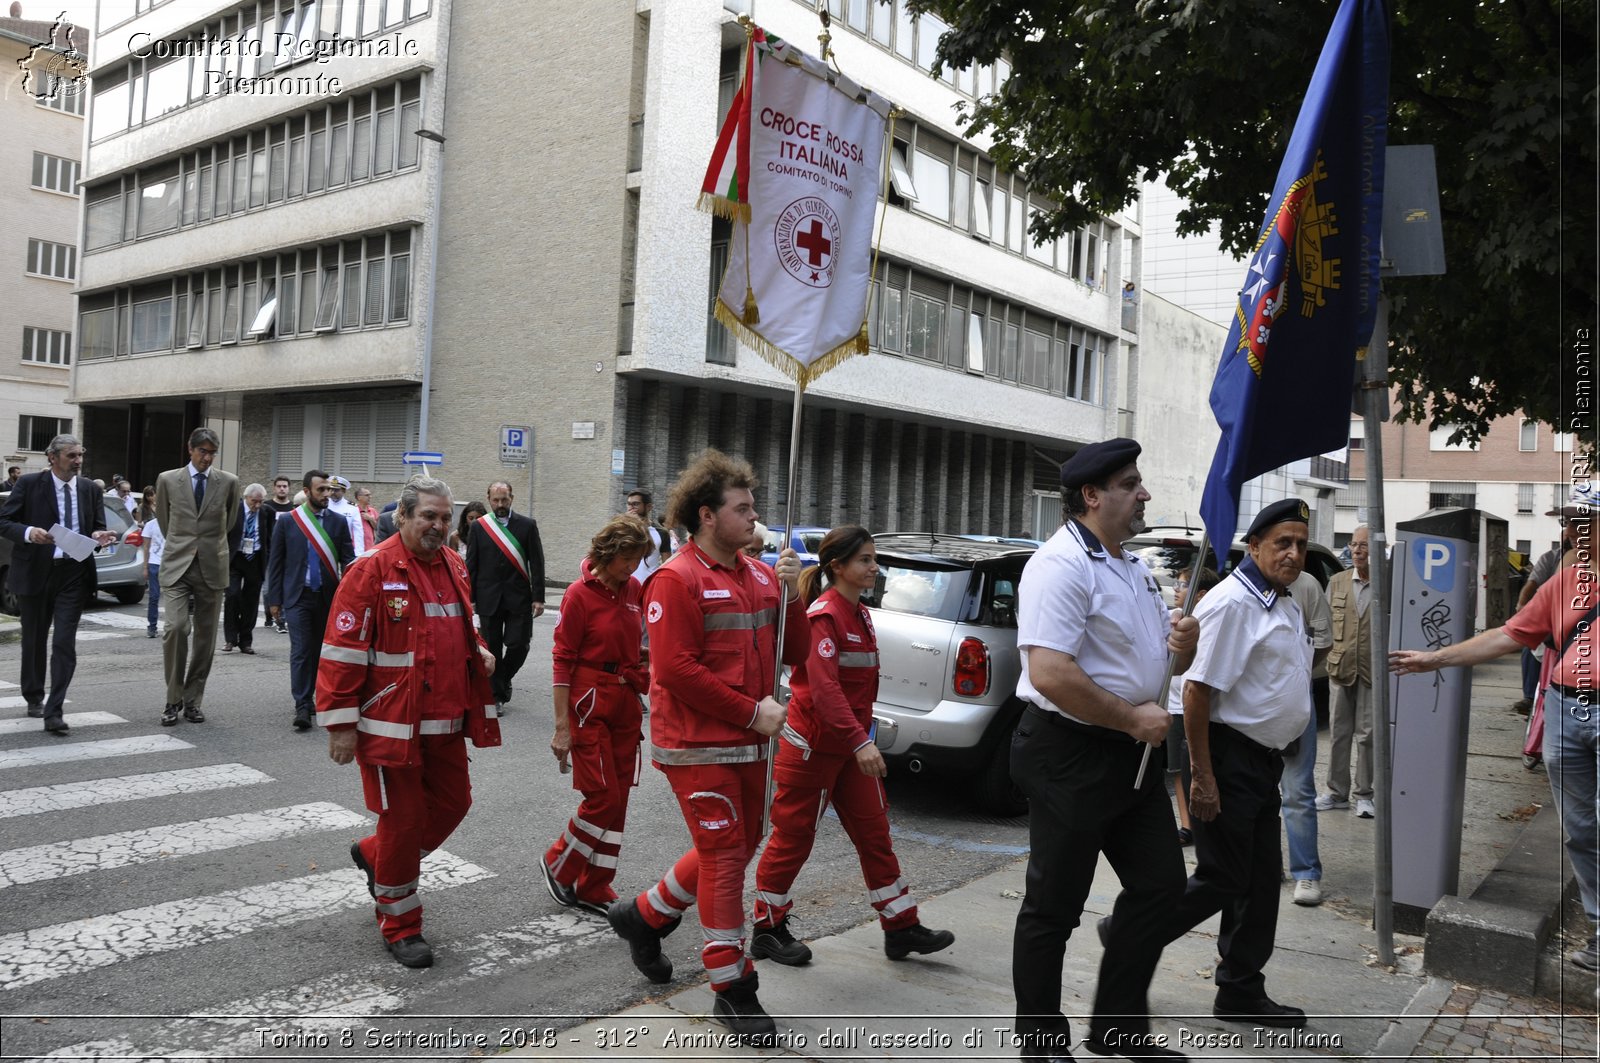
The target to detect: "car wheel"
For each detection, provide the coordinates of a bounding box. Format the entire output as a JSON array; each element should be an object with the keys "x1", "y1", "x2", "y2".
[
  {"x1": 111, "y1": 585, "x2": 146, "y2": 606},
  {"x1": 0, "y1": 570, "x2": 15, "y2": 616},
  {"x1": 976, "y1": 732, "x2": 1028, "y2": 817}
]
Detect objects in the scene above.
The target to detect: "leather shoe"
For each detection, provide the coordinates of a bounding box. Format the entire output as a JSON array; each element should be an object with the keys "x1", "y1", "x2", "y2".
[
  {"x1": 385, "y1": 933, "x2": 433, "y2": 968},
  {"x1": 293, "y1": 709, "x2": 313, "y2": 731},
  {"x1": 223, "y1": 642, "x2": 235, "y2": 652},
  {"x1": 607, "y1": 898, "x2": 678, "y2": 983},
  {"x1": 43, "y1": 715, "x2": 69, "y2": 735},
  {"x1": 160, "y1": 702, "x2": 182, "y2": 726},
  {"x1": 1212, "y1": 993, "x2": 1306, "y2": 1028},
  {"x1": 239, "y1": 646, "x2": 256, "y2": 655},
  {"x1": 183, "y1": 701, "x2": 205, "y2": 723},
  {"x1": 26, "y1": 703, "x2": 44, "y2": 718},
  {"x1": 350, "y1": 841, "x2": 376, "y2": 898}
]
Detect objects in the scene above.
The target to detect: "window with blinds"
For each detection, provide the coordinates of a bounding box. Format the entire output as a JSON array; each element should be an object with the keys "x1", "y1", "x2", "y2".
[{"x1": 271, "y1": 400, "x2": 418, "y2": 481}]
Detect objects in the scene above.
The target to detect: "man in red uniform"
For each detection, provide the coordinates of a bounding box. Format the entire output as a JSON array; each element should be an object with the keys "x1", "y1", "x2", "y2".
[
  {"x1": 318, "y1": 475, "x2": 501, "y2": 969},
  {"x1": 606, "y1": 449, "x2": 807, "y2": 1043}
]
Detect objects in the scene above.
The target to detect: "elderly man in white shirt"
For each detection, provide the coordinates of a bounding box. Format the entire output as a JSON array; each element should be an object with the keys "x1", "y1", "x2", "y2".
[{"x1": 1161, "y1": 497, "x2": 1316, "y2": 1032}]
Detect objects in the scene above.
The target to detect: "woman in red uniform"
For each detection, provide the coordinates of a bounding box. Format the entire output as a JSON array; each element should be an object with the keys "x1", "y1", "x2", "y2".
[
  {"x1": 750, "y1": 525, "x2": 955, "y2": 965},
  {"x1": 541, "y1": 514, "x2": 653, "y2": 915}
]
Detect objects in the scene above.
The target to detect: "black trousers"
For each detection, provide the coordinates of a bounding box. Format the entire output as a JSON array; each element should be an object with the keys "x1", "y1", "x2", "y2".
[
  {"x1": 1010, "y1": 708, "x2": 1187, "y2": 1053},
  {"x1": 18, "y1": 560, "x2": 90, "y2": 718},
  {"x1": 1164, "y1": 722, "x2": 1285, "y2": 1001},
  {"x1": 223, "y1": 556, "x2": 264, "y2": 648},
  {"x1": 480, "y1": 605, "x2": 532, "y2": 702}
]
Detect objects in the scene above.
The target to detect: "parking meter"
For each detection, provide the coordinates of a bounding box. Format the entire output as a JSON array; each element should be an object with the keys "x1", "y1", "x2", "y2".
[{"x1": 1388, "y1": 508, "x2": 1480, "y2": 930}]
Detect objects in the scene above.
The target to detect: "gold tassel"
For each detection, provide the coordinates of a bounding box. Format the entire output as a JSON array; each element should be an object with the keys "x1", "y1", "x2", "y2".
[
  {"x1": 715, "y1": 300, "x2": 870, "y2": 391},
  {"x1": 742, "y1": 284, "x2": 760, "y2": 325}
]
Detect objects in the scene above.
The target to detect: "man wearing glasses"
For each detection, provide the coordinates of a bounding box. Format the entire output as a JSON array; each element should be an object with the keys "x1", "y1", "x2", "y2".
[
  {"x1": 154, "y1": 427, "x2": 241, "y2": 726},
  {"x1": 625, "y1": 488, "x2": 674, "y2": 583}
]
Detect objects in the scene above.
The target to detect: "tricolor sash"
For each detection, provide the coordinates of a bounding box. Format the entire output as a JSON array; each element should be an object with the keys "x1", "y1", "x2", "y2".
[
  {"x1": 478, "y1": 513, "x2": 529, "y2": 581},
  {"x1": 292, "y1": 503, "x2": 340, "y2": 580}
]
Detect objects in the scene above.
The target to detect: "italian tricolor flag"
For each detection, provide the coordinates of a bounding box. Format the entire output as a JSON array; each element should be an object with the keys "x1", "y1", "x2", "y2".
[
  {"x1": 477, "y1": 513, "x2": 529, "y2": 581},
  {"x1": 697, "y1": 26, "x2": 761, "y2": 223}
]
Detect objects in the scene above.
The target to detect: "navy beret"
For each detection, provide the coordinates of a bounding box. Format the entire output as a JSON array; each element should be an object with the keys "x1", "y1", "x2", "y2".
[
  {"x1": 1060, "y1": 438, "x2": 1142, "y2": 489},
  {"x1": 1246, "y1": 497, "x2": 1311, "y2": 539}
]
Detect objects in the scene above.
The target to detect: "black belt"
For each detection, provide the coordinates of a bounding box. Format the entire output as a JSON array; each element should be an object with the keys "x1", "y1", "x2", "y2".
[
  {"x1": 1023, "y1": 703, "x2": 1137, "y2": 744},
  {"x1": 1550, "y1": 683, "x2": 1595, "y2": 699},
  {"x1": 1211, "y1": 721, "x2": 1288, "y2": 758},
  {"x1": 577, "y1": 660, "x2": 622, "y2": 674}
]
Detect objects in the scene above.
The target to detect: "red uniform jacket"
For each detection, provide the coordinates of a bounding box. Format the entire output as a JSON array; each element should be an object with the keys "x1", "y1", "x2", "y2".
[
  {"x1": 553, "y1": 559, "x2": 647, "y2": 694},
  {"x1": 316, "y1": 534, "x2": 501, "y2": 766},
  {"x1": 643, "y1": 539, "x2": 809, "y2": 764},
  {"x1": 784, "y1": 588, "x2": 879, "y2": 756}
]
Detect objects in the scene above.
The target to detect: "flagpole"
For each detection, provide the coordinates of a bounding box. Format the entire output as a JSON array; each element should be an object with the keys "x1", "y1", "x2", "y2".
[
  {"x1": 762, "y1": 377, "x2": 806, "y2": 839},
  {"x1": 1133, "y1": 533, "x2": 1209, "y2": 789},
  {"x1": 1363, "y1": 287, "x2": 1395, "y2": 965}
]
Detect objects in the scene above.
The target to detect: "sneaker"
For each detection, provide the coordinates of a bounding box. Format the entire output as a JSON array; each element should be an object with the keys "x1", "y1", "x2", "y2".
[
  {"x1": 711, "y1": 972, "x2": 776, "y2": 1045},
  {"x1": 884, "y1": 922, "x2": 955, "y2": 961},
  {"x1": 1512, "y1": 697, "x2": 1533, "y2": 716},
  {"x1": 146, "y1": 628, "x2": 158, "y2": 638},
  {"x1": 606, "y1": 898, "x2": 678, "y2": 984},
  {"x1": 384, "y1": 933, "x2": 434, "y2": 969},
  {"x1": 1355, "y1": 798, "x2": 1376, "y2": 819},
  {"x1": 349, "y1": 841, "x2": 376, "y2": 898},
  {"x1": 183, "y1": 701, "x2": 205, "y2": 723},
  {"x1": 751, "y1": 918, "x2": 813, "y2": 966},
  {"x1": 1314, "y1": 793, "x2": 1349, "y2": 811},
  {"x1": 293, "y1": 709, "x2": 313, "y2": 731},
  {"x1": 160, "y1": 702, "x2": 182, "y2": 726},
  {"x1": 540, "y1": 859, "x2": 578, "y2": 909},
  {"x1": 1571, "y1": 939, "x2": 1600, "y2": 971},
  {"x1": 1292, "y1": 879, "x2": 1323, "y2": 906}
]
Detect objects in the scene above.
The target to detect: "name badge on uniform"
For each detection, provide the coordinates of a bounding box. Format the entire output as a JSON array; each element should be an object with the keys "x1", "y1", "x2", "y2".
[
  {"x1": 703, "y1": 589, "x2": 732, "y2": 600},
  {"x1": 382, "y1": 581, "x2": 409, "y2": 591},
  {"x1": 846, "y1": 633, "x2": 862, "y2": 643}
]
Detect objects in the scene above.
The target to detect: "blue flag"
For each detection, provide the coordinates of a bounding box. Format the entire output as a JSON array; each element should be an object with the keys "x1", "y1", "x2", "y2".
[{"x1": 1199, "y1": 0, "x2": 1389, "y2": 565}]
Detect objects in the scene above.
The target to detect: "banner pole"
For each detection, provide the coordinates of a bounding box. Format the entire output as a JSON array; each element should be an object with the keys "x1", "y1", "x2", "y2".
[
  {"x1": 761, "y1": 377, "x2": 806, "y2": 838},
  {"x1": 1134, "y1": 532, "x2": 1209, "y2": 789}
]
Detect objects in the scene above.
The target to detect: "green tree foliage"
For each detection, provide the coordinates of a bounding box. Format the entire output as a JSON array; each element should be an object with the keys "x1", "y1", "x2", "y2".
[{"x1": 909, "y1": 0, "x2": 1597, "y2": 439}]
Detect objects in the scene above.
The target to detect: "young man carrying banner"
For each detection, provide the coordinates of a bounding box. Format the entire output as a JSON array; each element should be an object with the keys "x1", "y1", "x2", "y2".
[{"x1": 266, "y1": 469, "x2": 356, "y2": 731}]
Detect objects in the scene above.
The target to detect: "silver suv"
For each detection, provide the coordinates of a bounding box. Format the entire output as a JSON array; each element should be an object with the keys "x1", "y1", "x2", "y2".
[{"x1": 864, "y1": 534, "x2": 1033, "y2": 816}]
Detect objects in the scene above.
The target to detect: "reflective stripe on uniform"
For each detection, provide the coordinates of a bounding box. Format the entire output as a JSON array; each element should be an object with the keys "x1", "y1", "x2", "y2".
[
  {"x1": 376, "y1": 893, "x2": 421, "y2": 916},
  {"x1": 702, "y1": 607, "x2": 777, "y2": 632},
  {"x1": 646, "y1": 883, "x2": 682, "y2": 917},
  {"x1": 867, "y1": 878, "x2": 907, "y2": 903},
  {"x1": 650, "y1": 743, "x2": 767, "y2": 766},
  {"x1": 705, "y1": 958, "x2": 746, "y2": 984},
  {"x1": 663, "y1": 870, "x2": 695, "y2": 904},
  {"x1": 837, "y1": 651, "x2": 879, "y2": 667},
  {"x1": 879, "y1": 892, "x2": 917, "y2": 918},
  {"x1": 319, "y1": 707, "x2": 360, "y2": 726},
  {"x1": 371, "y1": 650, "x2": 414, "y2": 667},
  {"x1": 590, "y1": 852, "x2": 619, "y2": 868},
  {"x1": 321, "y1": 644, "x2": 369, "y2": 665},
  {"x1": 561, "y1": 830, "x2": 597, "y2": 861},
  {"x1": 756, "y1": 889, "x2": 791, "y2": 907},
  {"x1": 419, "y1": 717, "x2": 464, "y2": 735},
  {"x1": 422, "y1": 602, "x2": 464, "y2": 617},
  {"x1": 702, "y1": 925, "x2": 745, "y2": 947},
  {"x1": 357, "y1": 717, "x2": 413, "y2": 740},
  {"x1": 573, "y1": 815, "x2": 623, "y2": 845},
  {"x1": 375, "y1": 876, "x2": 419, "y2": 895}
]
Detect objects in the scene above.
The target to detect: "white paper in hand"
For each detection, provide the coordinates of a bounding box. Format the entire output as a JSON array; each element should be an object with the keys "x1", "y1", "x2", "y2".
[{"x1": 49, "y1": 523, "x2": 98, "y2": 562}]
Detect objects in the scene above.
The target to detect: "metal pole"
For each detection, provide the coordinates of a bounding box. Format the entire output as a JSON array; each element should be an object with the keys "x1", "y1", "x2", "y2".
[
  {"x1": 761, "y1": 378, "x2": 806, "y2": 838},
  {"x1": 1133, "y1": 532, "x2": 1209, "y2": 788},
  {"x1": 1362, "y1": 288, "x2": 1395, "y2": 964}
]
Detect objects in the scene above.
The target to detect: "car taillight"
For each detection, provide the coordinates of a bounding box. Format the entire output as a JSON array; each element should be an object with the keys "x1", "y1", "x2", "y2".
[
  {"x1": 953, "y1": 636, "x2": 990, "y2": 697},
  {"x1": 122, "y1": 529, "x2": 142, "y2": 547}
]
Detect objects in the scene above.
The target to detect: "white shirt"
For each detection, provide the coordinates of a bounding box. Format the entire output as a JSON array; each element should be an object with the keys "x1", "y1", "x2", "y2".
[
  {"x1": 1017, "y1": 520, "x2": 1171, "y2": 722},
  {"x1": 144, "y1": 518, "x2": 166, "y2": 566},
  {"x1": 1184, "y1": 558, "x2": 1313, "y2": 750},
  {"x1": 632, "y1": 525, "x2": 667, "y2": 583},
  {"x1": 42, "y1": 473, "x2": 79, "y2": 561},
  {"x1": 326, "y1": 497, "x2": 367, "y2": 554}
]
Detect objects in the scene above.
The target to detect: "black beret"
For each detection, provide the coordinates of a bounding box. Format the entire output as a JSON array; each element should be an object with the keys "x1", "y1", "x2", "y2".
[
  {"x1": 1246, "y1": 497, "x2": 1311, "y2": 539},
  {"x1": 1060, "y1": 438, "x2": 1142, "y2": 489}
]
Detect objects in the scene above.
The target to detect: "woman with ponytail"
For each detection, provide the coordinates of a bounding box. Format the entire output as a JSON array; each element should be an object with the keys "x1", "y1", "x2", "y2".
[{"x1": 750, "y1": 526, "x2": 955, "y2": 966}]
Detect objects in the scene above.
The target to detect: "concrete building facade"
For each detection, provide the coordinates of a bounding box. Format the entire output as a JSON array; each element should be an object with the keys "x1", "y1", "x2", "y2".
[
  {"x1": 2, "y1": 10, "x2": 88, "y2": 482},
  {"x1": 73, "y1": 0, "x2": 1142, "y2": 581}
]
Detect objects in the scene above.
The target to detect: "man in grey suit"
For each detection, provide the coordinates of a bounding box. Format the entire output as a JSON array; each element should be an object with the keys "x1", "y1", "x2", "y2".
[{"x1": 154, "y1": 427, "x2": 241, "y2": 726}]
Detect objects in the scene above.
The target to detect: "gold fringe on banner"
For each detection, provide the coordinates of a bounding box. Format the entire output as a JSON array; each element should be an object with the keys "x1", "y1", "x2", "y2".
[
  {"x1": 714, "y1": 298, "x2": 868, "y2": 392},
  {"x1": 695, "y1": 191, "x2": 751, "y2": 223}
]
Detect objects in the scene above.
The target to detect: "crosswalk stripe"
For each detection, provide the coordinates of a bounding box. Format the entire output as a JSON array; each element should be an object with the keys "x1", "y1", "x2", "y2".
[
  {"x1": 74, "y1": 631, "x2": 128, "y2": 642},
  {"x1": 0, "y1": 851, "x2": 494, "y2": 990},
  {"x1": 0, "y1": 735, "x2": 192, "y2": 771},
  {"x1": 78, "y1": 612, "x2": 153, "y2": 630},
  {"x1": 32, "y1": 912, "x2": 607, "y2": 1060},
  {"x1": 0, "y1": 696, "x2": 56, "y2": 710},
  {"x1": 0, "y1": 763, "x2": 272, "y2": 820},
  {"x1": 0, "y1": 802, "x2": 370, "y2": 890},
  {"x1": 0, "y1": 712, "x2": 122, "y2": 737}
]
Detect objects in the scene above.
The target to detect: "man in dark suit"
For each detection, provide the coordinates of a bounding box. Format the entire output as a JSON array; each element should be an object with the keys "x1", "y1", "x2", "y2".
[
  {"x1": 223, "y1": 483, "x2": 275, "y2": 655},
  {"x1": 465, "y1": 481, "x2": 545, "y2": 712},
  {"x1": 0, "y1": 434, "x2": 118, "y2": 734},
  {"x1": 266, "y1": 469, "x2": 355, "y2": 731},
  {"x1": 375, "y1": 501, "x2": 398, "y2": 544}
]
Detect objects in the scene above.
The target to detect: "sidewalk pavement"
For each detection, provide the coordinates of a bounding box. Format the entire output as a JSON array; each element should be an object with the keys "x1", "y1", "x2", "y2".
[{"x1": 501, "y1": 657, "x2": 1598, "y2": 1061}]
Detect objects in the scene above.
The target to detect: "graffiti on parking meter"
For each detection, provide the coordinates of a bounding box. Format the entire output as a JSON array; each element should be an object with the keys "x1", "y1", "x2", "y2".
[{"x1": 1420, "y1": 600, "x2": 1454, "y2": 650}]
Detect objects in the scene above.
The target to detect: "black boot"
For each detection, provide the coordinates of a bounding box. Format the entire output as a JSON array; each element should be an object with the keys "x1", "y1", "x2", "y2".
[
  {"x1": 606, "y1": 899, "x2": 678, "y2": 983},
  {"x1": 711, "y1": 971, "x2": 777, "y2": 1045},
  {"x1": 884, "y1": 922, "x2": 955, "y2": 961},
  {"x1": 751, "y1": 917, "x2": 812, "y2": 966}
]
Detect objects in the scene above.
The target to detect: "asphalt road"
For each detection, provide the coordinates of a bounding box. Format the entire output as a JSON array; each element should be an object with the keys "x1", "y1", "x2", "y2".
[{"x1": 0, "y1": 593, "x2": 1029, "y2": 1060}]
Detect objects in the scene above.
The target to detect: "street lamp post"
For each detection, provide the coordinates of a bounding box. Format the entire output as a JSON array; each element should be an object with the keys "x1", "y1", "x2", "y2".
[{"x1": 414, "y1": 127, "x2": 446, "y2": 475}]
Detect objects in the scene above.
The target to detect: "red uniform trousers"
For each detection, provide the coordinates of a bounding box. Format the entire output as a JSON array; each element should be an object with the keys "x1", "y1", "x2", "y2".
[
  {"x1": 544, "y1": 670, "x2": 643, "y2": 905},
  {"x1": 631, "y1": 759, "x2": 765, "y2": 991},
  {"x1": 355, "y1": 732, "x2": 472, "y2": 943},
  {"x1": 753, "y1": 740, "x2": 917, "y2": 932}
]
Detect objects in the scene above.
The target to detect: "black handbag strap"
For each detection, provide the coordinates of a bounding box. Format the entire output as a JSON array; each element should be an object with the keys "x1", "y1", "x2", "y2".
[{"x1": 1547, "y1": 600, "x2": 1600, "y2": 661}]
